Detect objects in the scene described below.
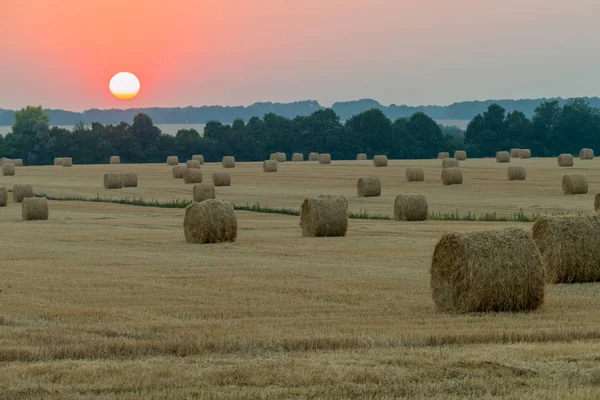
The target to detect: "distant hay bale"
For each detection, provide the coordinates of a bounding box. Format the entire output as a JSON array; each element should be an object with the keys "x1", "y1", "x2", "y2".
[
  {"x1": 309, "y1": 152, "x2": 319, "y2": 161},
  {"x1": 454, "y1": 150, "x2": 467, "y2": 161},
  {"x1": 192, "y1": 154, "x2": 205, "y2": 164},
  {"x1": 437, "y1": 152, "x2": 449, "y2": 159},
  {"x1": 507, "y1": 166, "x2": 526, "y2": 181},
  {"x1": 562, "y1": 174, "x2": 588, "y2": 195},
  {"x1": 121, "y1": 172, "x2": 138, "y2": 187},
  {"x1": 519, "y1": 149, "x2": 531, "y2": 159},
  {"x1": 394, "y1": 194, "x2": 428, "y2": 221},
  {"x1": 193, "y1": 183, "x2": 216, "y2": 202},
  {"x1": 62, "y1": 157, "x2": 72, "y2": 167},
  {"x1": 357, "y1": 176, "x2": 381, "y2": 197},
  {"x1": 292, "y1": 153, "x2": 304, "y2": 162},
  {"x1": 186, "y1": 160, "x2": 201, "y2": 169},
  {"x1": 533, "y1": 215, "x2": 600, "y2": 283},
  {"x1": 596, "y1": 194, "x2": 600, "y2": 213},
  {"x1": 441, "y1": 168, "x2": 463, "y2": 185},
  {"x1": 222, "y1": 156, "x2": 235, "y2": 168},
  {"x1": 103, "y1": 173, "x2": 123, "y2": 189},
  {"x1": 183, "y1": 199, "x2": 237, "y2": 244},
  {"x1": 269, "y1": 153, "x2": 276, "y2": 160},
  {"x1": 496, "y1": 151, "x2": 510, "y2": 163},
  {"x1": 54, "y1": 158, "x2": 63, "y2": 166},
  {"x1": 431, "y1": 227, "x2": 545, "y2": 313},
  {"x1": 557, "y1": 154, "x2": 574, "y2": 167},
  {"x1": 14, "y1": 159, "x2": 23, "y2": 166},
  {"x1": 2, "y1": 163, "x2": 15, "y2": 176},
  {"x1": 300, "y1": 196, "x2": 348, "y2": 237},
  {"x1": 405, "y1": 167, "x2": 425, "y2": 182},
  {"x1": 263, "y1": 160, "x2": 278, "y2": 172},
  {"x1": 172, "y1": 166, "x2": 188, "y2": 179},
  {"x1": 510, "y1": 148, "x2": 521, "y2": 158},
  {"x1": 373, "y1": 155, "x2": 388, "y2": 167},
  {"x1": 441, "y1": 158, "x2": 459, "y2": 168},
  {"x1": 318, "y1": 154, "x2": 331, "y2": 164},
  {"x1": 12, "y1": 184, "x2": 34, "y2": 203},
  {"x1": 0, "y1": 187, "x2": 6, "y2": 207},
  {"x1": 109, "y1": 156, "x2": 120, "y2": 164},
  {"x1": 0, "y1": 157, "x2": 13, "y2": 165},
  {"x1": 274, "y1": 152, "x2": 287, "y2": 162},
  {"x1": 357, "y1": 153, "x2": 367, "y2": 160},
  {"x1": 167, "y1": 156, "x2": 179, "y2": 166},
  {"x1": 22, "y1": 197, "x2": 49, "y2": 221},
  {"x1": 183, "y1": 169, "x2": 203, "y2": 184},
  {"x1": 580, "y1": 148, "x2": 594, "y2": 160},
  {"x1": 213, "y1": 171, "x2": 231, "y2": 186}
]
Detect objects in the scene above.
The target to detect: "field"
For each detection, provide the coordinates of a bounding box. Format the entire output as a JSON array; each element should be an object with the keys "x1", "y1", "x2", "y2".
[{"x1": 1, "y1": 157, "x2": 600, "y2": 398}]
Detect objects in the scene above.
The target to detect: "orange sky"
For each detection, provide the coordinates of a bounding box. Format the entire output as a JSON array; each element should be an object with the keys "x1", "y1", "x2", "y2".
[{"x1": 2, "y1": 0, "x2": 600, "y2": 110}]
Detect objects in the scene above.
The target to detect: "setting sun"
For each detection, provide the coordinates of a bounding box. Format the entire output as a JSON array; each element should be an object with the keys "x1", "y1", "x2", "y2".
[{"x1": 109, "y1": 72, "x2": 140, "y2": 100}]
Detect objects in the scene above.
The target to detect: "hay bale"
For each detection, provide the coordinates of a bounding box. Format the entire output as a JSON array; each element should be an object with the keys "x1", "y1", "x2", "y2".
[
  {"x1": 222, "y1": 156, "x2": 235, "y2": 168},
  {"x1": 12, "y1": 184, "x2": 34, "y2": 203},
  {"x1": 172, "y1": 166, "x2": 188, "y2": 179},
  {"x1": 437, "y1": 152, "x2": 450, "y2": 159},
  {"x1": 22, "y1": 197, "x2": 49, "y2": 221},
  {"x1": 121, "y1": 172, "x2": 138, "y2": 187},
  {"x1": 431, "y1": 227, "x2": 545, "y2": 313},
  {"x1": 405, "y1": 167, "x2": 425, "y2": 182},
  {"x1": 309, "y1": 152, "x2": 319, "y2": 161},
  {"x1": 373, "y1": 155, "x2": 388, "y2": 167},
  {"x1": 186, "y1": 160, "x2": 201, "y2": 169},
  {"x1": 357, "y1": 176, "x2": 381, "y2": 197},
  {"x1": 183, "y1": 169, "x2": 203, "y2": 184},
  {"x1": 580, "y1": 148, "x2": 594, "y2": 160},
  {"x1": 318, "y1": 154, "x2": 331, "y2": 164},
  {"x1": 300, "y1": 196, "x2": 348, "y2": 237},
  {"x1": 109, "y1": 156, "x2": 120, "y2": 164},
  {"x1": 269, "y1": 153, "x2": 276, "y2": 160},
  {"x1": 562, "y1": 174, "x2": 588, "y2": 195},
  {"x1": 193, "y1": 184, "x2": 216, "y2": 202},
  {"x1": 0, "y1": 187, "x2": 6, "y2": 207},
  {"x1": 496, "y1": 151, "x2": 510, "y2": 163},
  {"x1": 0, "y1": 157, "x2": 13, "y2": 165},
  {"x1": 167, "y1": 156, "x2": 179, "y2": 166},
  {"x1": 263, "y1": 160, "x2": 278, "y2": 172},
  {"x1": 441, "y1": 158, "x2": 459, "y2": 168},
  {"x1": 557, "y1": 154, "x2": 574, "y2": 167},
  {"x1": 274, "y1": 152, "x2": 287, "y2": 162},
  {"x1": 454, "y1": 150, "x2": 467, "y2": 161},
  {"x1": 62, "y1": 157, "x2": 72, "y2": 167},
  {"x1": 441, "y1": 168, "x2": 463, "y2": 185},
  {"x1": 507, "y1": 166, "x2": 526, "y2": 181},
  {"x1": 519, "y1": 149, "x2": 531, "y2": 159},
  {"x1": 292, "y1": 153, "x2": 304, "y2": 162},
  {"x1": 14, "y1": 159, "x2": 23, "y2": 166},
  {"x1": 192, "y1": 154, "x2": 205, "y2": 164},
  {"x1": 103, "y1": 173, "x2": 123, "y2": 189},
  {"x1": 184, "y1": 200, "x2": 237, "y2": 244},
  {"x1": 510, "y1": 148, "x2": 521, "y2": 158},
  {"x1": 596, "y1": 193, "x2": 600, "y2": 213},
  {"x1": 54, "y1": 157, "x2": 63, "y2": 166},
  {"x1": 2, "y1": 163, "x2": 15, "y2": 176},
  {"x1": 394, "y1": 194, "x2": 428, "y2": 221},
  {"x1": 357, "y1": 153, "x2": 367, "y2": 160},
  {"x1": 533, "y1": 215, "x2": 600, "y2": 283},
  {"x1": 213, "y1": 171, "x2": 231, "y2": 186}
]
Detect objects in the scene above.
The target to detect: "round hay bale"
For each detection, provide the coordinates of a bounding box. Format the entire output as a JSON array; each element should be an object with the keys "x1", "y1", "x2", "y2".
[
  {"x1": 292, "y1": 153, "x2": 304, "y2": 162},
  {"x1": 441, "y1": 168, "x2": 463, "y2": 185},
  {"x1": 14, "y1": 159, "x2": 23, "y2": 166},
  {"x1": 54, "y1": 157, "x2": 63, "y2": 166},
  {"x1": 172, "y1": 165, "x2": 188, "y2": 179},
  {"x1": 496, "y1": 151, "x2": 510, "y2": 163},
  {"x1": 193, "y1": 183, "x2": 216, "y2": 202},
  {"x1": 213, "y1": 171, "x2": 231, "y2": 186},
  {"x1": 373, "y1": 155, "x2": 388, "y2": 167},
  {"x1": 2, "y1": 163, "x2": 15, "y2": 176},
  {"x1": 562, "y1": 174, "x2": 588, "y2": 195},
  {"x1": 183, "y1": 199, "x2": 237, "y2": 244},
  {"x1": 580, "y1": 148, "x2": 594, "y2": 160},
  {"x1": 109, "y1": 156, "x2": 120, "y2": 164},
  {"x1": 557, "y1": 154, "x2": 574, "y2": 167},
  {"x1": 183, "y1": 169, "x2": 203, "y2": 184},
  {"x1": 167, "y1": 156, "x2": 179, "y2": 166},
  {"x1": 357, "y1": 176, "x2": 381, "y2": 197},
  {"x1": 318, "y1": 154, "x2": 331, "y2": 164},
  {"x1": 222, "y1": 156, "x2": 235, "y2": 168},
  {"x1": 309, "y1": 152, "x2": 319, "y2": 161},
  {"x1": 186, "y1": 160, "x2": 201, "y2": 169},
  {"x1": 274, "y1": 152, "x2": 287, "y2": 162},
  {"x1": 507, "y1": 166, "x2": 526, "y2": 181},
  {"x1": 441, "y1": 158, "x2": 459, "y2": 169},
  {"x1": 510, "y1": 148, "x2": 521, "y2": 158},
  {"x1": 1, "y1": 157, "x2": 13, "y2": 165},
  {"x1": 0, "y1": 187, "x2": 7, "y2": 207},
  {"x1": 533, "y1": 215, "x2": 600, "y2": 283},
  {"x1": 300, "y1": 196, "x2": 348, "y2": 237},
  {"x1": 22, "y1": 197, "x2": 49, "y2": 221},
  {"x1": 192, "y1": 154, "x2": 205, "y2": 164},
  {"x1": 394, "y1": 194, "x2": 428, "y2": 221},
  {"x1": 121, "y1": 172, "x2": 138, "y2": 187},
  {"x1": 431, "y1": 227, "x2": 545, "y2": 313},
  {"x1": 406, "y1": 167, "x2": 425, "y2": 182},
  {"x1": 12, "y1": 184, "x2": 33, "y2": 203},
  {"x1": 519, "y1": 149, "x2": 531, "y2": 159},
  {"x1": 357, "y1": 153, "x2": 367, "y2": 160},
  {"x1": 318, "y1": 194, "x2": 348, "y2": 206},
  {"x1": 62, "y1": 157, "x2": 73, "y2": 167},
  {"x1": 269, "y1": 153, "x2": 276, "y2": 160},
  {"x1": 437, "y1": 152, "x2": 450, "y2": 159},
  {"x1": 596, "y1": 193, "x2": 600, "y2": 213},
  {"x1": 263, "y1": 160, "x2": 278, "y2": 172},
  {"x1": 454, "y1": 150, "x2": 467, "y2": 161},
  {"x1": 103, "y1": 172, "x2": 124, "y2": 189}
]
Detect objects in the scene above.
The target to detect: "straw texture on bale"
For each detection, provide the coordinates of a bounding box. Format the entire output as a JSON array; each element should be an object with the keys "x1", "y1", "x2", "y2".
[
  {"x1": 580, "y1": 148, "x2": 594, "y2": 160},
  {"x1": 437, "y1": 152, "x2": 450, "y2": 159},
  {"x1": 172, "y1": 166, "x2": 188, "y2": 179},
  {"x1": 186, "y1": 160, "x2": 201, "y2": 169},
  {"x1": 519, "y1": 149, "x2": 531, "y2": 159},
  {"x1": 405, "y1": 167, "x2": 425, "y2": 182},
  {"x1": 1, "y1": 157, "x2": 13, "y2": 165},
  {"x1": 356, "y1": 153, "x2": 367, "y2": 160},
  {"x1": 441, "y1": 168, "x2": 463, "y2": 185},
  {"x1": 431, "y1": 227, "x2": 545, "y2": 313},
  {"x1": 394, "y1": 194, "x2": 428, "y2": 221},
  {"x1": 292, "y1": 153, "x2": 304, "y2": 162},
  {"x1": 309, "y1": 152, "x2": 319, "y2": 161},
  {"x1": 441, "y1": 158, "x2": 459, "y2": 169},
  {"x1": 373, "y1": 155, "x2": 388, "y2": 167},
  {"x1": 496, "y1": 151, "x2": 510, "y2": 163},
  {"x1": 507, "y1": 166, "x2": 526, "y2": 181},
  {"x1": 533, "y1": 215, "x2": 600, "y2": 283},
  {"x1": 269, "y1": 153, "x2": 276, "y2": 160},
  {"x1": 562, "y1": 174, "x2": 588, "y2": 195},
  {"x1": 109, "y1": 156, "x2": 120, "y2": 164},
  {"x1": 213, "y1": 171, "x2": 231, "y2": 186},
  {"x1": 13, "y1": 184, "x2": 34, "y2": 203},
  {"x1": 14, "y1": 159, "x2": 23, "y2": 166},
  {"x1": 0, "y1": 187, "x2": 7, "y2": 207},
  {"x1": 192, "y1": 154, "x2": 205, "y2": 164},
  {"x1": 121, "y1": 172, "x2": 138, "y2": 187},
  {"x1": 183, "y1": 169, "x2": 203, "y2": 184},
  {"x1": 454, "y1": 150, "x2": 467, "y2": 161},
  {"x1": 595, "y1": 193, "x2": 600, "y2": 212},
  {"x1": 300, "y1": 196, "x2": 348, "y2": 237},
  {"x1": 510, "y1": 148, "x2": 520, "y2": 158},
  {"x1": 193, "y1": 184, "x2": 216, "y2": 202},
  {"x1": 557, "y1": 154, "x2": 574, "y2": 167},
  {"x1": 357, "y1": 176, "x2": 381, "y2": 197},
  {"x1": 274, "y1": 152, "x2": 287, "y2": 162},
  {"x1": 263, "y1": 160, "x2": 278, "y2": 172},
  {"x1": 318, "y1": 154, "x2": 331, "y2": 164},
  {"x1": 167, "y1": 156, "x2": 179, "y2": 166},
  {"x1": 54, "y1": 158, "x2": 63, "y2": 166},
  {"x1": 2, "y1": 163, "x2": 15, "y2": 176},
  {"x1": 62, "y1": 157, "x2": 73, "y2": 167},
  {"x1": 103, "y1": 173, "x2": 123, "y2": 189},
  {"x1": 222, "y1": 156, "x2": 235, "y2": 168},
  {"x1": 183, "y1": 199, "x2": 237, "y2": 244},
  {"x1": 22, "y1": 197, "x2": 49, "y2": 221}
]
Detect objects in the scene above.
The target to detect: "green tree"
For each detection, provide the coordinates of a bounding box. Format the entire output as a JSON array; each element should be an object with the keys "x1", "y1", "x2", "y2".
[
  {"x1": 405, "y1": 112, "x2": 448, "y2": 158},
  {"x1": 12, "y1": 106, "x2": 50, "y2": 136},
  {"x1": 131, "y1": 113, "x2": 160, "y2": 161}
]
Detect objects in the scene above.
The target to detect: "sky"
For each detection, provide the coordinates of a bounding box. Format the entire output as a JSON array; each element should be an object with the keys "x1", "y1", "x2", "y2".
[{"x1": 1, "y1": 0, "x2": 600, "y2": 111}]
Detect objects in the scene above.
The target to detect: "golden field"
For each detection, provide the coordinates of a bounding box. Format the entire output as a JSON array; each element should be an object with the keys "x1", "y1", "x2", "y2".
[{"x1": 1, "y1": 157, "x2": 600, "y2": 399}]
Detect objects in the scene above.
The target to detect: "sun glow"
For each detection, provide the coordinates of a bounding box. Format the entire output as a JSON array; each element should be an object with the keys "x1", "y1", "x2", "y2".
[{"x1": 109, "y1": 72, "x2": 140, "y2": 100}]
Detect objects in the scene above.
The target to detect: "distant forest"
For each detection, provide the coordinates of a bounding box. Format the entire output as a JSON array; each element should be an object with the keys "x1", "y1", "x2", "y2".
[{"x1": 2, "y1": 97, "x2": 600, "y2": 126}]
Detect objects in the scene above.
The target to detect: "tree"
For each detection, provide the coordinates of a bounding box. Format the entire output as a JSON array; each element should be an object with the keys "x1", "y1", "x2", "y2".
[
  {"x1": 405, "y1": 112, "x2": 448, "y2": 158},
  {"x1": 343, "y1": 109, "x2": 393, "y2": 156},
  {"x1": 532, "y1": 100, "x2": 562, "y2": 156},
  {"x1": 12, "y1": 106, "x2": 50, "y2": 136},
  {"x1": 131, "y1": 113, "x2": 160, "y2": 161}
]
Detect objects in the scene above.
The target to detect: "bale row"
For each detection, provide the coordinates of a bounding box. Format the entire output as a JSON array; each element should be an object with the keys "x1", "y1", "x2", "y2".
[
  {"x1": 104, "y1": 173, "x2": 139, "y2": 189},
  {"x1": 394, "y1": 194, "x2": 428, "y2": 221},
  {"x1": 110, "y1": 156, "x2": 120, "y2": 164},
  {"x1": 406, "y1": 167, "x2": 425, "y2": 182},
  {"x1": 167, "y1": 156, "x2": 179, "y2": 166},
  {"x1": 0, "y1": 157, "x2": 13, "y2": 165},
  {"x1": 357, "y1": 177, "x2": 381, "y2": 197},
  {"x1": 62, "y1": 157, "x2": 72, "y2": 167},
  {"x1": 519, "y1": 149, "x2": 531, "y2": 159},
  {"x1": 510, "y1": 149, "x2": 520, "y2": 158}
]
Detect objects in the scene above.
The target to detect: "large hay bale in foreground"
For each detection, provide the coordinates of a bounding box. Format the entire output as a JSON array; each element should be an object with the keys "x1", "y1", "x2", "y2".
[
  {"x1": 14, "y1": 159, "x2": 23, "y2": 166},
  {"x1": 558, "y1": 154, "x2": 574, "y2": 167},
  {"x1": 186, "y1": 160, "x2": 201, "y2": 169},
  {"x1": 213, "y1": 171, "x2": 231, "y2": 186},
  {"x1": 54, "y1": 158, "x2": 63, "y2": 166},
  {"x1": 309, "y1": 152, "x2": 319, "y2": 161},
  {"x1": 441, "y1": 168, "x2": 463, "y2": 185},
  {"x1": 496, "y1": 151, "x2": 510, "y2": 163},
  {"x1": 0, "y1": 187, "x2": 6, "y2": 207},
  {"x1": 507, "y1": 166, "x2": 526, "y2": 181},
  {"x1": 121, "y1": 172, "x2": 138, "y2": 187},
  {"x1": 62, "y1": 157, "x2": 72, "y2": 167},
  {"x1": 222, "y1": 156, "x2": 235, "y2": 168},
  {"x1": 183, "y1": 200, "x2": 237, "y2": 244},
  {"x1": 274, "y1": 152, "x2": 287, "y2": 162},
  {"x1": 454, "y1": 150, "x2": 467, "y2": 161},
  {"x1": 510, "y1": 148, "x2": 520, "y2": 158},
  {"x1": 357, "y1": 176, "x2": 381, "y2": 197},
  {"x1": 103, "y1": 173, "x2": 123, "y2": 189},
  {"x1": 183, "y1": 169, "x2": 203, "y2": 184},
  {"x1": 13, "y1": 184, "x2": 34, "y2": 203},
  {"x1": 22, "y1": 197, "x2": 49, "y2": 221},
  {"x1": 596, "y1": 194, "x2": 600, "y2": 213},
  {"x1": 580, "y1": 148, "x2": 594, "y2": 160},
  {"x1": 2, "y1": 163, "x2": 15, "y2": 176},
  {"x1": 192, "y1": 154, "x2": 205, "y2": 164},
  {"x1": 300, "y1": 196, "x2": 348, "y2": 237},
  {"x1": 263, "y1": 160, "x2": 278, "y2": 172},
  {"x1": 357, "y1": 153, "x2": 367, "y2": 160},
  {"x1": 373, "y1": 155, "x2": 388, "y2": 167},
  {"x1": 437, "y1": 152, "x2": 449, "y2": 159},
  {"x1": 394, "y1": 194, "x2": 428, "y2": 221},
  {"x1": 519, "y1": 149, "x2": 531, "y2": 159},
  {"x1": 319, "y1": 154, "x2": 331, "y2": 164},
  {"x1": 533, "y1": 215, "x2": 600, "y2": 283},
  {"x1": 193, "y1": 184, "x2": 216, "y2": 202},
  {"x1": 562, "y1": 174, "x2": 588, "y2": 195},
  {"x1": 172, "y1": 166, "x2": 188, "y2": 179},
  {"x1": 292, "y1": 153, "x2": 304, "y2": 162},
  {"x1": 167, "y1": 156, "x2": 179, "y2": 166},
  {"x1": 431, "y1": 228, "x2": 545, "y2": 313},
  {"x1": 441, "y1": 158, "x2": 459, "y2": 169},
  {"x1": 406, "y1": 167, "x2": 425, "y2": 182},
  {"x1": 109, "y1": 156, "x2": 120, "y2": 164}
]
